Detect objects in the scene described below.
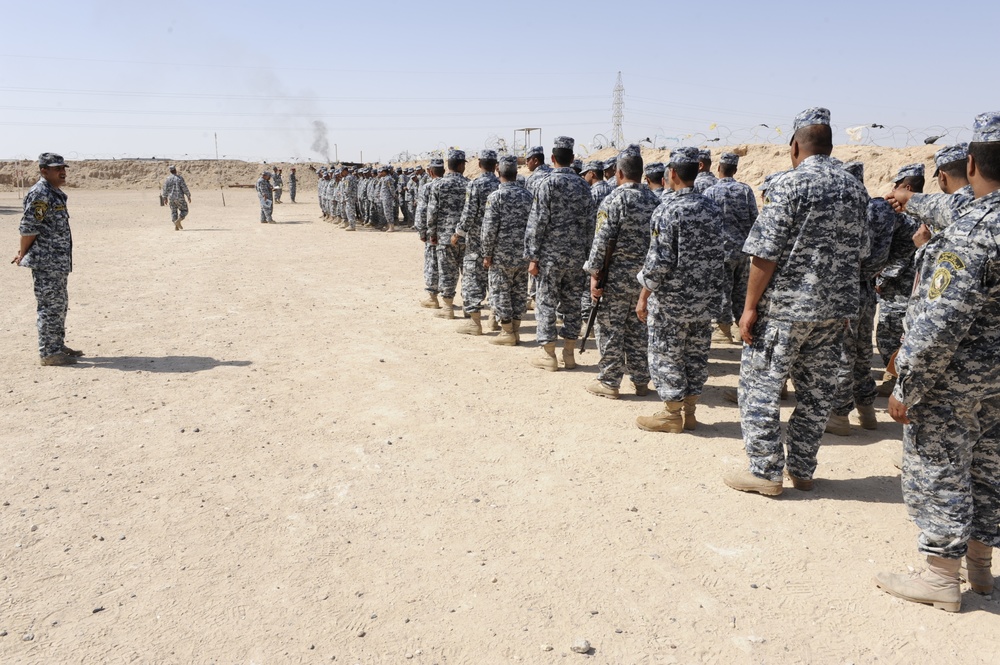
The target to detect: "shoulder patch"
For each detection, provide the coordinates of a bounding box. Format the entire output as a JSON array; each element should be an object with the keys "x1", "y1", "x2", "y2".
[
  {"x1": 928, "y1": 267, "x2": 952, "y2": 300},
  {"x1": 937, "y1": 251, "x2": 966, "y2": 272},
  {"x1": 596, "y1": 209, "x2": 608, "y2": 233},
  {"x1": 31, "y1": 200, "x2": 48, "y2": 221}
]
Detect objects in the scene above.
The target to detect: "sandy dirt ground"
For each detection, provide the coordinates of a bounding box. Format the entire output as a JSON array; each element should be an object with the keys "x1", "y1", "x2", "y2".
[{"x1": 1, "y1": 188, "x2": 997, "y2": 665}]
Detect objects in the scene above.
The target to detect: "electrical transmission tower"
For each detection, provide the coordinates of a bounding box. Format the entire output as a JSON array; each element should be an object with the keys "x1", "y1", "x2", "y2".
[{"x1": 611, "y1": 72, "x2": 625, "y2": 148}]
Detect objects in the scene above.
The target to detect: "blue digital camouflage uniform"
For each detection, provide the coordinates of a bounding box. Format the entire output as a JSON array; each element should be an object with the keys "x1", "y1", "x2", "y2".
[
  {"x1": 739, "y1": 147, "x2": 868, "y2": 482},
  {"x1": 590, "y1": 178, "x2": 615, "y2": 206},
  {"x1": 343, "y1": 173, "x2": 358, "y2": 229},
  {"x1": 637, "y1": 183, "x2": 726, "y2": 401},
  {"x1": 406, "y1": 175, "x2": 420, "y2": 223},
  {"x1": 481, "y1": 180, "x2": 534, "y2": 322},
  {"x1": 702, "y1": 172, "x2": 759, "y2": 324},
  {"x1": 893, "y1": 188, "x2": 1000, "y2": 558},
  {"x1": 456, "y1": 167, "x2": 500, "y2": 314},
  {"x1": 426, "y1": 170, "x2": 469, "y2": 299},
  {"x1": 585, "y1": 182, "x2": 660, "y2": 389},
  {"x1": 694, "y1": 151, "x2": 718, "y2": 194},
  {"x1": 19, "y1": 173, "x2": 73, "y2": 358},
  {"x1": 272, "y1": 171, "x2": 283, "y2": 203},
  {"x1": 525, "y1": 162, "x2": 553, "y2": 197},
  {"x1": 256, "y1": 174, "x2": 274, "y2": 222},
  {"x1": 161, "y1": 172, "x2": 191, "y2": 224},
  {"x1": 833, "y1": 163, "x2": 898, "y2": 417},
  {"x1": 414, "y1": 174, "x2": 439, "y2": 295},
  {"x1": 288, "y1": 170, "x2": 297, "y2": 202},
  {"x1": 379, "y1": 172, "x2": 397, "y2": 226},
  {"x1": 876, "y1": 211, "x2": 920, "y2": 364},
  {"x1": 525, "y1": 155, "x2": 596, "y2": 344},
  {"x1": 906, "y1": 185, "x2": 975, "y2": 235}
]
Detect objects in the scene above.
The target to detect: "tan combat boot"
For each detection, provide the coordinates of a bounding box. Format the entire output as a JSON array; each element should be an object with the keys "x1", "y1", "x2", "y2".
[
  {"x1": 491, "y1": 322, "x2": 517, "y2": 346},
  {"x1": 512, "y1": 319, "x2": 522, "y2": 344},
  {"x1": 420, "y1": 293, "x2": 441, "y2": 309},
  {"x1": 712, "y1": 322, "x2": 735, "y2": 344},
  {"x1": 456, "y1": 311, "x2": 483, "y2": 336},
  {"x1": 857, "y1": 403, "x2": 878, "y2": 430},
  {"x1": 682, "y1": 395, "x2": 699, "y2": 430},
  {"x1": 723, "y1": 469, "x2": 783, "y2": 496},
  {"x1": 561, "y1": 339, "x2": 577, "y2": 369},
  {"x1": 487, "y1": 310, "x2": 501, "y2": 331},
  {"x1": 633, "y1": 381, "x2": 650, "y2": 396},
  {"x1": 586, "y1": 380, "x2": 619, "y2": 400},
  {"x1": 875, "y1": 555, "x2": 962, "y2": 612},
  {"x1": 435, "y1": 297, "x2": 455, "y2": 319},
  {"x1": 963, "y1": 540, "x2": 995, "y2": 594},
  {"x1": 40, "y1": 353, "x2": 77, "y2": 367},
  {"x1": 531, "y1": 343, "x2": 559, "y2": 371},
  {"x1": 636, "y1": 401, "x2": 684, "y2": 433},
  {"x1": 825, "y1": 414, "x2": 851, "y2": 436}
]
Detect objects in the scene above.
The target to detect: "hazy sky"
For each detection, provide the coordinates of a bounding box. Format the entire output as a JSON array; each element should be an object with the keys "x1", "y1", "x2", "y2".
[{"x1": 1, "y1": 1, "x2": 995, "y2": 163}]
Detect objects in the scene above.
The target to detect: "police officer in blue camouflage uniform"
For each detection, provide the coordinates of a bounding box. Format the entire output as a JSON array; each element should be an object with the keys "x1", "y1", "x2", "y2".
[
  {"x1": 426, "y1": 149, "x2": 469, "y2": 319},
  {"x1": 634, "y1": 147, "x2": 726, "y2": 431},
  {"x1": 256, "y1": 171, "x2": 275, "y2": 223},
  {"x1": 643, "y1": 162, "x2": 665, "y2": 195},
  {"x1": 589, "y1": 160, "x2": 616, "y2": 205},
  {"x1": 378, "y1": 165, "x2": 398, "y2": 233},
  {"x1": 481, "y1": 155, "x2": 534, "y2": 346},
  {"x1": 694, "y1": 149, "x2": 717, "y2": 194},
  {"x1": 415, "y1": 159, "x2": 444, "y2": 308},
  {"x1": 602, "y1": 158, "x2": 617, "y2": 190},
  {"x1": 584, "y1": 145, "x2": 660, "y2": 399},
  {"x1": 525, "y1": 136, "x2": 595, "y2": 370},
  {"x1": 875, "y1": 111, "x2": 1000, "y2": 612},
  {"x1": 288, "y1": 167, "x2": 297, "y2": 203},
  {"x1": 453, "y1": 149, "x2": 500, "y2": 335},
  {"x1": 724, "y1": 108, "x2": 868, "y2": 496},
  {"x1": 341, "y1": 166, "x2": 358, "y2": 231},
  {"x1": 874, "y1": 164, "x2": 924, "y2": 396},
  {"x1": 888, "y1": 143, "x2": 974, "y2": 243},
  {"x1": 524, "y1": 145, "x2": 552, "y2": 196},
  {"x1": 703, "y1": 152, "x2": 758, "y2": 344},
  {"x1": 827, "y1": 161, "x2": 897, "y2": 435},
  {"x1": 14, "y1": 153, "x2": 84, "y2": 366},
  {"x1": 161, "y1": 165, "x2": 192, "y2": 231}
]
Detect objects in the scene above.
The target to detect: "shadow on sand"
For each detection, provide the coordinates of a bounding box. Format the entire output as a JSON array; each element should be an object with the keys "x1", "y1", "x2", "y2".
[{"x1": 74, "y1": 356, "x2": 251, "y2": 374}]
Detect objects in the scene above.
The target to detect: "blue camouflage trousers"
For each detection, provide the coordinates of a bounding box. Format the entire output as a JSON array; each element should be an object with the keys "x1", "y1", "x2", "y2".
[
  {"x1": 289, "y1": 184, "x2": 296, "y2": 202},
  {"x1": 32, "y1": 270, "x2": 69, "y2": 358},
  {"x1": 345, "y1": 199, "x2": 357, "y2": 229},
  {"x1": 595, "y1": 284, "x2": 650, "y2": 389},
  {"x1": 461, "y1": 252, "x2": 488, "y2": 314},
  {"x1": 647, "y1": 310, "x2": 711, "y2": 402},
  {"x1": 168, "y1": 199, "x2": 188, "y2": 222},
  {"x1": 903, "y1": 392, "x2": 1000, "y2": 557},
  {"x1": 720, "y1": 255, "x2": 749, "y2": 325},
  {"x1": 259, "y1": 198, "x2": 273, "y2": 222},
  {"x1": 435, "y1": 243, "x2": 461, "y2": 299},
  {"x1": 488, "y1": 262, "x2": 528, "y2": 323},
  {"x1": 535, "y1": 265, "x2": 584, "y2": 344},
  {"x1": 739, "y1": 318, "x2": 848, "y2": 482},
  {"x1": 833, "y1": 284, "x2": 878, "y2": 416},
  {"x1": 876, "y1": 295, "x2": 907, "y2": 365},
  {"x1": 423, "y1": 243, "x2": 439, "y2": 294}
]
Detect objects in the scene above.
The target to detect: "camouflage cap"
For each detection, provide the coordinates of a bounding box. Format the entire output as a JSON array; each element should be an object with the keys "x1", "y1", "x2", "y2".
[
  {"x1": 719, "y1": 152, "x2": 739, "y2": 167},
  {"x1": 498, "y1": 155, "x2": 518, "y2": 169},
  {"x1": 644, "y1": 162, "x2": 665, "y2": 177},
  {"x1": 414, "y1": 164, "x2": 425, "y2": 171},
  {"x1": 894, "y1": 163, "x2": 925, "y2": 182},
  {"x1": 603, "y1": 157, "x2": 617, "y2": 170},
  {"x1": 668, "y1": 146, "x2": 701, "y2": 166},
  {"x1": 553, "y1": 136, "x2": 575, "y2": 151},
  {"x1": 168, "y1": 164, "x2": 177, "y2": 172},
  {"x1": 262, "y1": 171, "x2": 273, "y2": 177},
  {"x1": 38, "y1": 152, "x2": 67, "y2": 168},
  {"x1": 792, "y1": 107, "x2": 832, "y2": 133},
  {"x1": 618, "y1": 144, "x2": 642, "y2": 160},
  {"x1": 842, "y1": 161, "x2": 865, "y2": 183},
  {"x1": 378, "y1": 165, "x2": 389, "y2": 172},
  {"x1": 932, "y1": 143, "x2": 968, "y2": 175},
  {"x1": 698, "y1": 149, "x2": 712, "y2": 162},
  {"x1": 447, "y1": 148, "x2": 466, "y2": 162},
  {"x1": 526, "y1": 146, "x2": 545, "y2": 160},
  {"x1": 429, "y1": 158, "x2": 445, "y2": 168},
  {"x1": 971, "y1": 111, "x2": 1000, "y2": 143},
  {"x1": 479, "y1": 149, "x2": 498, "y2": 161}
]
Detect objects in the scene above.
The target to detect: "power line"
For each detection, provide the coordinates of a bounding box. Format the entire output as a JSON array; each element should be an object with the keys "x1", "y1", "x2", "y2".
[{"x1": 0, "y1": 105, "x2": 606, "y2": 120}]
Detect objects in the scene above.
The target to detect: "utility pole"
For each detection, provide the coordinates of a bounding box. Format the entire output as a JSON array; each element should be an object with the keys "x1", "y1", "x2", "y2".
[
  {"x1": 215, "y1": 133, "x2": 226, "y2": 207},
  {"x1": 611, "y1": 72, "x2": 625, "y2": 149}
]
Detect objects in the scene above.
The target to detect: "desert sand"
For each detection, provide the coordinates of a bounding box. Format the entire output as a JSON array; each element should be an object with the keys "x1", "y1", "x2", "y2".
[{"x1": 1, "y1": 169, "x2": 997, "y2": 663}]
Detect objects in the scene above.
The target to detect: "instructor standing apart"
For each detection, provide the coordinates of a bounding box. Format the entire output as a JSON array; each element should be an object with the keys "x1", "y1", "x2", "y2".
[
  {"x1": 13, "y1": 152, "x2": 84, "y2": 366},
  {"x1": 162, "y1": 165, "x2": 192, "y2": 230},
  {"x1": 256, "y1": 171, "x2": 274, "y2": 223}
]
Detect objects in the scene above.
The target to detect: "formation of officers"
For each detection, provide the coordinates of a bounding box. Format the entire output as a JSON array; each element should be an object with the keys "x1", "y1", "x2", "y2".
[{"x1": 311, "y1": 108, "x2": 1000, "y2": 614}]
